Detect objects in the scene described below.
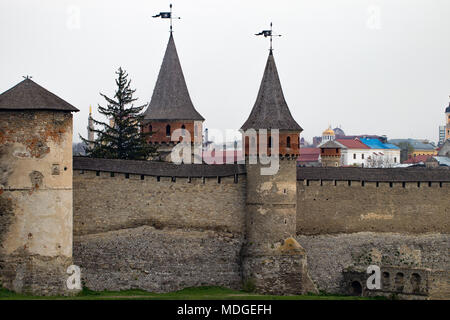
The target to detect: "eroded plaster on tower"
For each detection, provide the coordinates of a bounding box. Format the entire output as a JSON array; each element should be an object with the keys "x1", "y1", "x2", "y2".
[{"x1": 0, "y1": 78, "x2": 79, "y2": 295}]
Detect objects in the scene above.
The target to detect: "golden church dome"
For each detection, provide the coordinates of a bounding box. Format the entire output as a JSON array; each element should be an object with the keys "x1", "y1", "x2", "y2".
[{"x1": 322, "y1": 127, "x2": 335, "y2": 136}]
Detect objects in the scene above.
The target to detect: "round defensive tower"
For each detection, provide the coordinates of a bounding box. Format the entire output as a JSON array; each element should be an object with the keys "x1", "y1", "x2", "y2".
[
  {"x1": 0, "y1": 78, "x2": 79, "y2": 295},
  {"x1": 240, "y1": 50, "x2": 317, "y2": 295}
]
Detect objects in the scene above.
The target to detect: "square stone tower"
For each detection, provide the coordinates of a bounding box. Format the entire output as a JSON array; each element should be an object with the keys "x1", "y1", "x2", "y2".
[{"x1": 0, "y1": 78, "x2": 79, "y2": 295}]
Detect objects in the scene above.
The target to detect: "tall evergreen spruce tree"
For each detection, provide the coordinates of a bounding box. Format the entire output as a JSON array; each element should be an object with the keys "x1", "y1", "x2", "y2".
[{"x1": 80, "y1": 67, "x2": 155, "y2": 160}]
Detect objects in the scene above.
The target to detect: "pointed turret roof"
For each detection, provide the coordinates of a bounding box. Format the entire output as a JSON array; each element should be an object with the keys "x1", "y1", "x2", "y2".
[
  {"x1": 0, "y1": 78, "x2": 78, "y2": 112},
  {"x1": 445, "y1": 101, "x2": 450, "y2": 113},
  {"x1": 143, "y1": 34, "x2": 204, "y2": 121},
  {"x1": 241, "y1": 50, "x2": 302, "y2": 131}
]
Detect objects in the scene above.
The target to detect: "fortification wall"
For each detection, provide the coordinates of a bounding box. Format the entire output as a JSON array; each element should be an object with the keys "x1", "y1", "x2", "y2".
[
  {"x1": 71, "y1": 159, "x2": 450, "y2": 296},
  {"x1": 296, "y1": 179, "x2": 450, "y2": 235},
  {"x1": 73, "y1": 170, "x2": 246, "y2": 235},
  {"x1": 73, "y1": 226, "x2": 243, "y2": 292},
  {"x1": 296, "y1": 232, "x2": 449, "y2": 297},
  {"x1": 72, "y1": 159, "x2": 247, "y2": 292}
]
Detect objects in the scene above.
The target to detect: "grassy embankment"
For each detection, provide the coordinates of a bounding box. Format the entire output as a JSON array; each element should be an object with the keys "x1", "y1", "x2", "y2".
[{"x1": 0, "y1": 286, "x2": 386, "y2": 300}]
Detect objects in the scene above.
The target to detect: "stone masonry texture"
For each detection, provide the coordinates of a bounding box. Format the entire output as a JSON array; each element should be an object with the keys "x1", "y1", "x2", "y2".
[
  {"x1": 71, "y1": 165, "x2": 449, "y2": 298},
  {"x1": 73, "y1": 226, "x2": 243, "y2": 292},
  {"x1": 0, "y1": 110, "x2": 75, "y2": 295}
]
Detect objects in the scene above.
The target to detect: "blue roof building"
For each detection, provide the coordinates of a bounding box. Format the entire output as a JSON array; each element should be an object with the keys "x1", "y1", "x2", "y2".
[{"x1": 360, "y1": 138, "x2": 400, "y2": 149}]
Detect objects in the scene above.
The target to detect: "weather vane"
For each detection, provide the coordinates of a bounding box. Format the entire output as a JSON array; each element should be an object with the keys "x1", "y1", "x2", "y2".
[
  {"x1": 255, "y1": 22, "x2": 281, "y2": 51},
  {"x1": 152, "y1": 4, "x2": 181, "y2": 33},
  {"x1": 22, "y1": 75, "x2": 32, "y2": 80}
]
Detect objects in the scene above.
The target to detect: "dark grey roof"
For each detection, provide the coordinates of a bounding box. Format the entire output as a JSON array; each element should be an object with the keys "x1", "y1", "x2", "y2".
[
  {"x1": 320, "y1": 140, "x2": 342, "y2": 149},
  {"x1": 0, "y1": 78, "x2": 79, "y2": 112},
  {"x1": 143, "y1": 34, "x2": 204, "y2": 121},
  {"x1": 241, "y1": 50, "x2": 302, "y2": 131},
  {"x1": 73, "y1": 157, "x2": 450, "y2": 182},
  {"x1": 446, "y1": 102, "x2": 450, "y2": 113},
  {"x1": 388, "y1": 139, "x2": 436, "y2": 150},
  {"x1": 73, "y1": 156, "x2": 245, "y2": 177},
  {"x1": 297, "y1": 167, "x2": 450, "y2": 182}
]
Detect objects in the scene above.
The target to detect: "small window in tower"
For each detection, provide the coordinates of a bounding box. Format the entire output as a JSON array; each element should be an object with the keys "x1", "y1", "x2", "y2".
[
  {"x1": 287, "y1": 136, "x2": 291, "y2": 148},
  {"x1": 394, "y1": 157, "x2": 397, "y2": 163},
  {"x1": 353, "y1": 154, "x2": 356, "y2": 159},
  {"x1": 166, "y1": 124, "x2": 171, "y2": 137},
  {"x1": 362, "y1": 154, "x2": 365, "y2": 159},
  {"x1": 268, "y1": 136, "x2": 272, "y2": 148},
  {"x1": 149, "y1": 124, "x2": 152, "y2": 136},
  {"x1": 181, "y1": 124, "x2": 186, "y2": 136}
]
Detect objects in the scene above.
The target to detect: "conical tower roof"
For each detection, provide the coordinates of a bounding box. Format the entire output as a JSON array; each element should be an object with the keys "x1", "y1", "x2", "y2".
[
  {"x1": 143, "y1": 34, "x2": 204, "y2": 121},
  {"x1": 0, "y1": 78, "x2": 78, "y2": 112},
  {"x1": 241, "y1": 50, "x2": 302, "y2": 131}
]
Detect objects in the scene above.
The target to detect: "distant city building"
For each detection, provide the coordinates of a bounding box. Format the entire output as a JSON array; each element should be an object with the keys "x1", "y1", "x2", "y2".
[
  {"x1": 312, "y1": 136, "x2": 322, "y2": 147},
  {"x1": 319, "y1": 126, "x2": 335, "y2": 146},
  {"x1": 438, "y1": 139, "x2": 450, "y2": 157},
  {"x1": 319, "y1": 140, "x2": 342, "y2": 167},
  {"x1": 311, "y1": 125, "x2": 387, "y2": 147},
  {"x1": 332, "y1": 126, "x2": 346, "y2": 137},
  {"x1": 439, "y1": 125, "x2": 446, "y2": 146},
  {"x1": 300, "y1": 137, "x2": 306, "y2": 147},
  {"x1": 335, "y1": 138, "x2": 371, "y2": 167},
  {"x1": 403, "y1": 154, "x2": 433, "y2": 165},
  {"x1": 297, "y1": 148, "x2": 320, "y2": 167},
  {"x1": 359, "y1": 138, "x2": 400, "y2": 167},
  {"x1": 388, "y1": 139, "x2": 437, "y2": 157},
  {"x1": 445, "y1": 99, "x2": 450, "y2": 141}
]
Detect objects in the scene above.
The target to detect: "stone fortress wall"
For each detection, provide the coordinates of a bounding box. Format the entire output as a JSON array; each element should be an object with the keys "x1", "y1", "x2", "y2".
[
  {"x1": 73, "y1": 157, "x2": 247, "y2": 292},
  {"x1": 72, "y1": 157, "x2": 450, "y2": 298},
  {"x1": 295, "y1": 168, "x2": 449, "y2": 298}
]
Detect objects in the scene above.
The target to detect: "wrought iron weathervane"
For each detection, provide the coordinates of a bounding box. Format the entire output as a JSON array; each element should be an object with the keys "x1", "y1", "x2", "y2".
[
  {"x1": 255, "y1": 22, "x2": 282, "y2": 51},
  {"x1": 152, "y1": 4, "x2": 181, "y2": 33}
]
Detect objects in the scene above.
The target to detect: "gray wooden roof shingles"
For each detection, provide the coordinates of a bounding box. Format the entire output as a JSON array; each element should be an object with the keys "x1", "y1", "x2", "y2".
[
  {"x1": 0, "y1": 78, "x2": 78, "y2": 112},
  {"x1": 74, "y1": 157, "x2": 450, "y2": 181},
  {"x1": 241, "y1": 50, "x2": 302, "y2": 132},
  {"x1": 143, "y1": 34, "x2": 204, "y2": 121},
  {"x1": 73, "y1": 156, "x2": 245, "y2": 178},
  {"x1": 297, "y1": 166, "x2": 450, "y2": 182}
]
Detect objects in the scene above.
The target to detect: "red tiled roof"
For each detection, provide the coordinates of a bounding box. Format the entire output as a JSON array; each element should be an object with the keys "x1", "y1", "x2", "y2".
[
  {"x1": 403, "y1": 155, "x2": 432, "y2": 164},
  {"x1": 336, "y1": 138, "x2": 370, "y2": 149},
  {"x1": 297, "y1": 148, "x2": 320, "y2": 163}
]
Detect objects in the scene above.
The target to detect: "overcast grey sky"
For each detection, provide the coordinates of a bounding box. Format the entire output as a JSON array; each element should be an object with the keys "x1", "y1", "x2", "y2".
[{"x1": 1, "y1": 0, "x2": 449, "y2": 144}]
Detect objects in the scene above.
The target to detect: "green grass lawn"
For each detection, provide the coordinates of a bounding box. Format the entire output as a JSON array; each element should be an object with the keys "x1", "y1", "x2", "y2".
[{"x1": 0, "y1": 286, "x2": 386, "y2": 300}]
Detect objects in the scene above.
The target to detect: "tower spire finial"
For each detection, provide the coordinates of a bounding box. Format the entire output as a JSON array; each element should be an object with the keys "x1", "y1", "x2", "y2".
[
  {"x1": 255, "y1": 22, "x2": 282, "y2": 52},
  {"x1": 152, "y1": 3, "x2": 181, "y2": 33}
]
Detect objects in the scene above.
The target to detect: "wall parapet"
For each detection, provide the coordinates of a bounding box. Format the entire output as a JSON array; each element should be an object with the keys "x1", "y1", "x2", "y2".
[
  {"x1": 297, "y1": 167, "x2": 450, "y2": 182},
  {"x1": 73, "y1": 156, "x2": 246, "y2": 178}
]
